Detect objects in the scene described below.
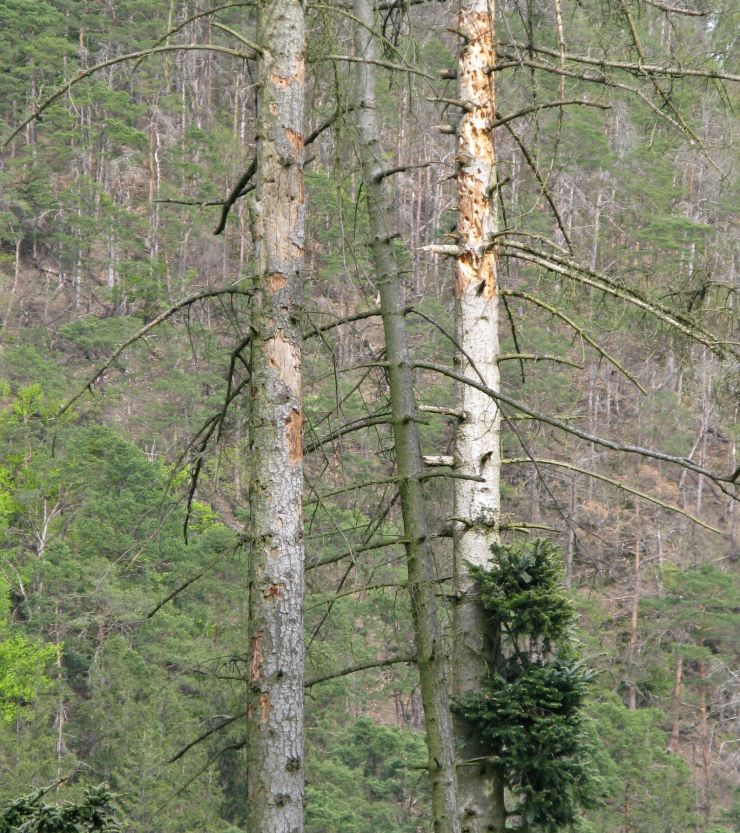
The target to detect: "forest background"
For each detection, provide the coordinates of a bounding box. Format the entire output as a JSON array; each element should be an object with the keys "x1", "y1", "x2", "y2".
[{"x1": 0, "y1": 0, "x2": 738, "y2": 831}]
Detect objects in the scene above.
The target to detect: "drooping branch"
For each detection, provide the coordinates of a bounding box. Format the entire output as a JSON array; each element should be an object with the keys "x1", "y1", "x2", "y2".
[
  {"x1": 305, "y1": 653, "x2": 416, "y2": 688},
  {"x1": 501, "y1": 242, "x2": 734, "y2": 358},
  {"x1": 57, "y1": 287, "x2": 253, "y2": 417},
  {"x1": 414, "y1": 361, "x2": 739, "y2": 486},
  {"x1": 498, "y1": 41, "x2": 740, "y2": 83},
  {"x1": 2, "y1": 45, "x2": 255, "y2": 149},
  {"x1": 501, "y1": 288, "x2": 645, "y2": 391},
  {"x1": 502, "y1": 458, "x2": 723, "y2": 533}
]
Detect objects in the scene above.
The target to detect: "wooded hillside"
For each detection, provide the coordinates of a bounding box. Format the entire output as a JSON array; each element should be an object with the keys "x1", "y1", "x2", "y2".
[{"x1": 0, "y1": 1, "x2": 737, "y2": 831}]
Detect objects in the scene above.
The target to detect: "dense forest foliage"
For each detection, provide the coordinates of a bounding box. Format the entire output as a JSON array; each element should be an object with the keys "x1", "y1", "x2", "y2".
[{"x1": 0, "y1": 0, "x2": 737, "y2": 831}]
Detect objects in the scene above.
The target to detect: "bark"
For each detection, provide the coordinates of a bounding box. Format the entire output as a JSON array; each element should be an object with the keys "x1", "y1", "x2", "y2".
[
  {"x1": 452, "y1": 2, "x2": 505, "y2": 831},
  {"x1": 626, "y1": 506, "x2": 641, "y2": 711},
  {"x1": 352, "y1": 4, "x2": 460, "y2": 832},
  {"x1": 245, "y1": 3, "x2": 305, "y2": 832},
  {"x1": 698, "y1": 656, "x2": 712, "y2": 822},
  {"x1": 668, "y1": 653, "x2": 683, "y2": 753}
]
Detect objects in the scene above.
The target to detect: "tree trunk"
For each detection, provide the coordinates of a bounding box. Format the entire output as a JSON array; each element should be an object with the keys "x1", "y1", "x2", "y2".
[
  {"x1": 245, "y1": 2, "x2": 305, "y2": 832},
  {"x1": 668, "y1": 653, "x2": 683, "y2": 753},
  {"x1": 452, "y1": 2, "x2": 505, "y2": 831},
  {"x1": 698, "y1": 656, "x2": 712, "y2": 823},
  {"x1": 352, "y1": 4, "x2": 460, "y2": 831},
  {"x1": 627, "y1": 505, "x2": 641, "y2": 711}
]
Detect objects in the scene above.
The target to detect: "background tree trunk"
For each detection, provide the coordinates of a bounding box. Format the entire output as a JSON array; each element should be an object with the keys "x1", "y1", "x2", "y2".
[{"x1": 352, "y1": 3, "x2": 460, "y2": 831}]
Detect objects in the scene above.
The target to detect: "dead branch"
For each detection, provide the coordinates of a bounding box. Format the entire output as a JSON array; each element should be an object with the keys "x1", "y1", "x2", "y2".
[
  {"x1": 414, "y1": 361, "x2": 739, "y2": 486},
  {"x1": 305, "y1": 653, "x2": 416, "y2": 687},
  {"x1": 57, "y1": 286, "x2": 253, "y2": 418},
  {"x1": 502, "y1": 458, "x2": 723, "y2": 533}
]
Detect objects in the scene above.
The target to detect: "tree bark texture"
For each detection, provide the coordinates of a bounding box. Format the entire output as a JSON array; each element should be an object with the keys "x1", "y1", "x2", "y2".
[
  {"x1": 352, "y1": 4, "x2": 460, "y2": 832},
  {"x1": 452, "y1": 2, "x2": 505, "y2": 831},
  {"x1": 246, "y1": 2, "x2": 305, "y2": 832}
]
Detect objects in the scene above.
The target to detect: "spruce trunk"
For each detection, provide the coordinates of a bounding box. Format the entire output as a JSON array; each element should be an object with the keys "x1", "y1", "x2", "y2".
[
  {"x1": 352, "y1": 3, "x2": 460, "y2": 832},
  {"x1": 246, "y1": 2, "x2": 306, "y2": 832},
  {"x1": 452, "y1": 2, "x2": 505, "y2": 831}
]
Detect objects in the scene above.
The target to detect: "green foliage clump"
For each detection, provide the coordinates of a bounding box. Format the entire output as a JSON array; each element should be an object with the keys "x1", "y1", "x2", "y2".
[
  {"x1": 456, "y1": 539, "x2": 594, "y2": 832},
  {"x1": 0, "y1": 784, "x2": 119, "y2": 833},
  {"x1": 0, "y1": 631, "x2": 56, "y2": 725},
  {"x1": 471, "y1": 538, "x2": 575, "y2": 649}
]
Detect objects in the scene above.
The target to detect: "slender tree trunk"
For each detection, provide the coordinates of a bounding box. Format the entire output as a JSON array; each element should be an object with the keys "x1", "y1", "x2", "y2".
[
  {"x1": 627, "y1": 505, "x2": 641, "y2": 710},
  {"x1": 698, "y1": 656, "x2": 712, "y2": 822},
  {"x1": 452, "y1": 2, "x2": 505, "y2": 831},
  {"x1": 245, "y1": 3, "x2": 306, "y2": 832},
  {"x1": 668, "y1": 652, "x2": 683, "y2": 753},
  {"x1": 352, "y1": 5, "x2": 460, "y2": 831}
]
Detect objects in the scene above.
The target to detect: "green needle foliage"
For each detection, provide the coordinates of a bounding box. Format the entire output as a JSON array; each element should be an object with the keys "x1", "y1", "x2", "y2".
[
  {"x1": 0, "y1": 784, "x2": 119, "y2": 833},
  {"x1": 455, "y1": 539, "x2": 595, "y2": 832}
]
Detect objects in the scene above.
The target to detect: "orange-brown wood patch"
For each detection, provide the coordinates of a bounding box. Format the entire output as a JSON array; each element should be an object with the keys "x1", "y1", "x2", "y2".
[
  {"x1": 249, "y1": 631, "x2": 264, "y2": 681},
  {"x1": 286, "y1": 407, "x2": 303, "y2": 465}
]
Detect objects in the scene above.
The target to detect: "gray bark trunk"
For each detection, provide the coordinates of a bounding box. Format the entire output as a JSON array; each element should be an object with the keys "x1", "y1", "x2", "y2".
[
  {"x1": 452, "y1": 2, "x2": 506, "y2": 831},
  {"x1": 246, "y1": 2, "x2": 306, "y2": 832},
  {"x1": 352, "y1": 4, "x2": 460, "y2": 831}
]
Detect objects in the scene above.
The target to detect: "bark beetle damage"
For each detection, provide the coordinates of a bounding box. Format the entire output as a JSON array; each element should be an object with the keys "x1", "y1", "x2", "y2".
[
  {"x1": 267, "y1": 330, "x2": 301, "y2": 392},
  {"x1": 270, "y1": 70, "x2": 292, "y2": 89},
  {"x1": 270, "y1": 53, "x2": 305, "y2": 88},
  {"x1": 264, "y1": 582, "x2": 283, "y2": 600},
  {"x1": 249, "y1": 631, "x2": 264, "y2": 682},
  {"x1": 286, "y1": 407, "x2": 303, "y2": 465},
  {"x1": 456, "y1": 7, "x2": 497, "y2": 300},
  {"x1": 285, "y1": 128, "x2": 304, "y2": 153},
  {"x1": 268, "y1": 272, "x2": 287, "y2": 292},
  {"x1": 260, "y1": 691, "x2": 270, "y2": 723}
]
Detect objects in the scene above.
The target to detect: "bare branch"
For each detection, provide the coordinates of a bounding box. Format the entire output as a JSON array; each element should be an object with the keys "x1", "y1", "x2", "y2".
[
  {"x1": 496, "y1": 353, "x2": 583, "y2": 369},
  {"x1": 492, "y1": 98, "x2": 610, "y2": 128},
  {"x1": 501, "y1": 288, "x2": 645, "y2": 391},
  {"x1": 499, "y1": 41, "x2": 740, "y2": 82},
  {"x1": 304, "y1": 413, "x2": 393, "y2": 454},
  {"x1": 306, "y1": 536, "x2": 408, "y2": 570},
  {"x1": 3, "y1": 45, "x2": 254, "y2": 149},
  {"x1": 414, "y1": 362, "x2": 739, "y2": 485},
  {"x1": 168, "y1": 711, "x2": 246, "y2": 764},
  {"x1": 501, "y1": 242, "x2": 734, "y2": 358},
  {"x1": 503, "y1": 458, "x2": 723, "y2": 533},
  {"x1": 495, "y1": 56, "x2": 693, "y2": 134},
  {"x1": 57, "y1": 287, "x2": 253, "y2": 417},
  {"x1": 502, "y1": 122, "x2": 572, "y2": 251},
  {"x1": 320, "y1": 54, "x2": 436, "y2": 80},
  {"x1": 305, "y1": 653, "x2": 416, "y2": 687},
  {"x1": 375, "y1": 161, "x2": 436, "y2": 181},
  {"x1": 641, "y1": 0, "x2": 707, "y2": 14}
]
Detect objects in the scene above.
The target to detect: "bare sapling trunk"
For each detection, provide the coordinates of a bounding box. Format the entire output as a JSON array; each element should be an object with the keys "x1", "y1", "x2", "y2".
[
  {"x1": 452, "y1": 1, "x2": 505, "y2": 831},
  {"x1": 246, "y1": 2, "x2": 306, "y2": 832},
  {"x1": 626, "y1": 506, "x2": 641, "y2": 710},
  {"x1": 352, "y1": 3, "x2": 460, "y2": 831}
]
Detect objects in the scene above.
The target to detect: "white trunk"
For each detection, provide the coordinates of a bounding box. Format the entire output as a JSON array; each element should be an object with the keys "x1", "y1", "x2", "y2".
[{"x1": 452, "y1": 2, "x2": 505, "y2": 831}]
